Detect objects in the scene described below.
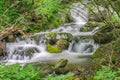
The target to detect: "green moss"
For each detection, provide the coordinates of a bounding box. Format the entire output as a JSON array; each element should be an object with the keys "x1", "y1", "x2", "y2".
[{"x1": 46, "y1": 44, "x2": 62, "y2": 53}]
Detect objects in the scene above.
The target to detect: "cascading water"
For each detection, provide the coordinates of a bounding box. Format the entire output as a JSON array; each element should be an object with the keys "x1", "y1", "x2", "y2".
[{"x1": 5, "y1": 2, "x2": 99, "y2": 64}]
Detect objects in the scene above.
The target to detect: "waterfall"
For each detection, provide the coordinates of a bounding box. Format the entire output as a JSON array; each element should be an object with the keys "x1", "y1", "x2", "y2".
[{"x1": 4, "y1": 2, "x2": 99, "y2": 64}]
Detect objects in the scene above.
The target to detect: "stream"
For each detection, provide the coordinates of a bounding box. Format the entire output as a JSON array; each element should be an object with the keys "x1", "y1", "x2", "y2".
[{"x1": 5, "y1": 2, "x2": 99, "y2": 64}]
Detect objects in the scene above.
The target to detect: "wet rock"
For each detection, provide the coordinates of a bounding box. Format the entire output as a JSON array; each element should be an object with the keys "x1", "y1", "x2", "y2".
[
  {"x1": 13, "y1": 47, "x2": 40, "y2": 59},
  {"x1": 45, "y1": 32, "x2": 57, "y2": 45},
  {"x1": 54, "y1": 68, "x2": 69, "y2": 74},
  {"x1": 45, "y1": 32, "x2": 73, "y2": 53},
  {"x1": 54, "y1": 59, "x2": 69, "y2": 74},
  {"x1": 56, "y1": 39, "x2": 69, "y2": 49},
  {"x1": 45, "y1": 32, "x2": 73, "y2": 44},
  {"x1": 6, "y1": 35, "x2": 15, "y2": 42},
  {"x1": 46, "y1": 44, "x2": 62, "y2": 53},
  {"x1": 54, "y1": 59, "x2": 68, "y2": 69}
]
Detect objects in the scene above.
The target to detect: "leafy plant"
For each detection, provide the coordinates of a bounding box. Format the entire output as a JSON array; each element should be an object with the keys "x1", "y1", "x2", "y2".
[
  {"x1": 0, "y1": 63, "x2": 41, "y2": 80},
  {"x1": 94, "y1": 66, "x2": 120, "y2": 80}
]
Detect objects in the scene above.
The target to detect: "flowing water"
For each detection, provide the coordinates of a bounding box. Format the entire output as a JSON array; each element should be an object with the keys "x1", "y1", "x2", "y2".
[{"x1": 4, "y1": 2, "x2": 99, "y2": 64}]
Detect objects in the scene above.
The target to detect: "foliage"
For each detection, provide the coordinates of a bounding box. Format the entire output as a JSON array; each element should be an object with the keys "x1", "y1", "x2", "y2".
[
  {"x1": 94, "y1": 66, "x2": 120, "y2": 80},
  {"x1": 35, "y1": 0, "x2": 62, "y2": 19},
  {"x1": 0, "y1": 63, "x2": 75, "y2": 80},
  {"x1": 0, "y1": 0, "x2": 75, "y2": 33},
  {"x1": 0, "y1": 63, "x2": 41, "y2": 80}
]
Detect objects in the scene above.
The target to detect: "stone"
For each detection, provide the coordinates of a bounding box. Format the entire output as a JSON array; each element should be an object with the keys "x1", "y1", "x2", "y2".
[
  {"x1": 54, "y1": 59, "x2": 68, "y2": 69},
  {"x1": 54, "y1": 59, "x2": 69, "y2": 74},
  {"x1": 6, "y1": 35, "x2": 15, "y2": 42},
  {"x1": 56, "y1": 39, "x2": 69, "y2": 49}
]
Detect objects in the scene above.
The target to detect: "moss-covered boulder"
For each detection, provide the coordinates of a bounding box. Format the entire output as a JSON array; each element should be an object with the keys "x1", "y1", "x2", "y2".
[
  {"x1": 46, "y1": 44, "x2": 62, "y2": 53},
  {"x1": 56, "y1": 39, "x2": 69, "y2": 49},
  {"x1": 45, "y1": 32, "x2": 73, "y2": 44},
  {"x1": 54, "y1": 59, "x2": 68, "y2": 74},
  {"x1": 45, "y1": 32, "x2": 57, "y2": 45},
  {"x1": 6, "y1": 35, "x2": 15, "y2": 42}
]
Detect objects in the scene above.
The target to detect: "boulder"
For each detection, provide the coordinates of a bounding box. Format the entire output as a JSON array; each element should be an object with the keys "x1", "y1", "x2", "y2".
[
  {"x1": 45, "y1": 32, "x2": 73, "y2": 44},
  {"x1": 56, "y1": 39, "x2": 69, "y2": 49},
  {"x1": 54, "y1": 59, "x2": 68, "y2": 69},
  {"x1": 54, "y1": 59, "x2": 69, "y2": 74}
]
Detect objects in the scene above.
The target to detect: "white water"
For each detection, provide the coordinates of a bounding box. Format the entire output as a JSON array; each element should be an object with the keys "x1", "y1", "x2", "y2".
[{"x1": 5, "y1": 2, "x2": 99, "y2": 64}]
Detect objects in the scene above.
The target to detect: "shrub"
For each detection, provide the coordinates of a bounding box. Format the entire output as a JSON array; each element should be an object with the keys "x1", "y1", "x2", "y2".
[
  {"x1": 94, "y1": 66, "x2": 120, "y2": 80},
  {"x1": 0, "y1": 64, "x2": 41, "y2": 80}
]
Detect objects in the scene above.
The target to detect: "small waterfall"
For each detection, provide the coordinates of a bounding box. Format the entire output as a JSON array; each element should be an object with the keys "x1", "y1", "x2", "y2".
[{"x1": 4, "y1": 2, "x2": 99, "y2": 64}]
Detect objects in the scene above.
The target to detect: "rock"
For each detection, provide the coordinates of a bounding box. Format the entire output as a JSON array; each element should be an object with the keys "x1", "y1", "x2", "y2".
[
  {"x1": 54, "y1": 59, "x2": 68, "y2": 69},
  {"x1": 45, "y1": 32, "x2": 73, "y2": 44},
  {"x1": 54, "y1": 59, "x2": 69, "y2": 74},
  {"x1": 56, "y1": 39, "x2": 69, "y2": 49},
  {"x1": 45, "y1": 32, "x2": 73, "y2": 53},
  {"x1": 13, "y1": 47, "x2": 40, "y2": 58},
  {"x1": 45, "y1": 32, "x2": 57, "y2": 45},
  {"x1": 46, "y1": 44, "x2": 62, "y2": 53},
  {"x1": 54, "y1": 68, "x2": 69, "y2": 74},
  {"x1": 6, "y1": 35, "x2": 15, "y2": 42}
]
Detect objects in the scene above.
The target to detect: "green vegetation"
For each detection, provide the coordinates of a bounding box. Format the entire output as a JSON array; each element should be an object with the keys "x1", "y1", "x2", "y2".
[
  {"x1": 0, "y1": 0, "x2": 120, "y2": 80},
  {"x1": 0, "y1": 63, "x2": 74, "y2": 80},
  {"x1": 94, "y1": 66, "x2": 120, "y2": 80},
  {"x1": 0, "y1": 0, "x2": 78, "y2": 33},
  {"x1": 0, "y1": 64, "x2": 41, "y2": 80}
]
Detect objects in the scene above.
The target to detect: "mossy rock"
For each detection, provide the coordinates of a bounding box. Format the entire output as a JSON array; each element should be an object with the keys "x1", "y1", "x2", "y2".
[
  {"x1": 46, "y1": 44, "x2": 62, "y2": 53},
  {"x1": 6, "y1": 35, "x2": 15, "y2": 42},
  {"x1": 56, "y1": 39, "x2": 69, "y2": 49},
  {"x1": 45, "y1": 32, "x2": 57, "y2": 44},
  {"x1": 45, "y1": 32, "x2": 73, "y2": 45},
  {"x1": 54, "y1": 59, "x2": 68, "y2": 74},
  {"x1": 54, "y1": 59, "x2": 68, "y2": 69}
]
